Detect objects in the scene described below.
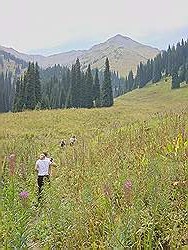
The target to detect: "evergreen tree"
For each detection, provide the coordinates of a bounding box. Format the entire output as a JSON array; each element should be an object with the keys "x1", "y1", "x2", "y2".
[
  {"x1": 70, "y1": 63, "x2": 77, "y2": 107},
  {"x1": 127, "y1": 70, "x2": 134, "y2": 91},
  {"x1": 34, "y1": 62, "x2": 41, "y2": 106},
  {"x1": 13, "y1": 78, "x2": 21, "y2": 112},
  {"x1": 166, "y1": 45, "x2": 172, "y2": 75},
  {"x1": 85, "y1": 64, "x2": 93, "y2": 108},
  {"x1": 80, "y1": 71, "x2": 86, "y2": 107},
  {"x1": 101, "y1": 58, "x2": 113, "y2": 107},
  {"x1": 171, "y1": 71, "x2": 180, "y2": 89},
  {"x1": 152, "y1": 55, "x2": 162, "y2": 83},
  {"x1": 71, "y1": 59, "x2": 81, "y2": 107},
  {"x1": 93, "y1": 69, "x2": 101, "y2": 107},
  {"x1": 25, "y1": 62, "x2": 36, "y2": 109},
  {"x1": 185, "y1": 63, "x2": 188, "y2": 84},
  {"x1": 0, "y1": 73, "x2": 5, "y2": 112}
]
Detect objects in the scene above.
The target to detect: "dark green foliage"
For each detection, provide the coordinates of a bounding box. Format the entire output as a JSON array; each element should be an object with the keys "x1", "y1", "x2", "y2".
[
  {"x1": 93, "y1": 69, "x2": 101, "y2": 107},
  {"x1": 152, "y1": 54, "x2": 162, "y2": 83},
  {"x1": 13, "y1": 62, "x2": 42, "y2": 112},
  {"x1": 0, "y1": 72, "x2": 13, "y2": 112},
  {"x1": 25, "y1": 62, "x2": 36, "y2": 109},
  {"x1": 125, "y1": 38, "x2": 188, "y2": 93},
  {"x1": 71, "y1": 58, "x2": 82, "y2": 108},
  {"x1": 85, "y1": 64, "x2": 93, "y2": 108},
  {"x1": 101, "y1": 58, "x2": 113, "y2": 107},
  {"x1": 184, "y1": 62, "x2": 188, "y2": 84},
  {"x1": 34, "y1": 62, "x2": 41, "y2": 105},
  {"x1": 13, "y1": 78, "x2": 21, "y2": 112},
  {"x1": 0, "y1": 55, "x2": 123, "y2": 112},
  {"x1": 171, "y1": 71, "x2": 180, "y2": 89},
  {"x1": 127, "y1": 70, "x2": 134, "y2": 91}
]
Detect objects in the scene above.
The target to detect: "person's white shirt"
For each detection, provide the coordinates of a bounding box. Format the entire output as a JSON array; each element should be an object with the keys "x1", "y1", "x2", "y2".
[
  {"x1": 36, "y1": 158, "x2": 51, "y2": 176},
  {"x1": 70, "y1": 137, "x2": 77, "y2": 144}
]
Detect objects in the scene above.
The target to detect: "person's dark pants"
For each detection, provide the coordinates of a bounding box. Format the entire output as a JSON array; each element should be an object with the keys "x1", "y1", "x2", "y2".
[{"x1": 37, "y1": 175, "x2": 50, "y2": 201}]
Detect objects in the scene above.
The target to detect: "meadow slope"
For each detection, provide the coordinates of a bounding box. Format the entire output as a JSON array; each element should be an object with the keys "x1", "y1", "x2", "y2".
[{"x1": 1, "y1": 78, "x2": 188, "y2": 249}]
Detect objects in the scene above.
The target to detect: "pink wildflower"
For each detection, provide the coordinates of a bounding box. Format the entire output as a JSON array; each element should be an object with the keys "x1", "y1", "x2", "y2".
[
  {"x1": 8, "y1": 154, "x2": 16, "y2": 176},
  {"x1": 123, "y1": 180, "x2": 133, "y2": 206},
  {"x1": 123, "y1": 180, "x2": 132, "y2": 191},
  {"x1": 19, "y1": 191, "x2": 29, "y2": 199}
]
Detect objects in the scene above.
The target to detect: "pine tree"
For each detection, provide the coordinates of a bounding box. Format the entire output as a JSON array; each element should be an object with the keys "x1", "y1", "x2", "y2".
[
  {"x1": 171, "y1": 71, "x2": 180, "y2": 89},
  {"x1": 166, "y1": 45, "x2": 172, "y2": 75},
  {"x1": 25, "y1": 62, "x2": 36, "y2": 109},
  {"x1": 85, "y1": 64, "x2": 93, "y2": 108},
  {"x1": 13, "y1": 78, "x2": 21, "y2": 112},
  {"x1": 152, "y1": 55, "x2": 162, "y2": 83},
  {"x1": 185, "y1": 63, "x2": 188, "y2": 84},
  {"x1": 34, "y1": 62, "x2": 41, "y2": 106},
  {"x1": 71, "y1": 59, "x2": 81, "y2": 107},
  {"x1": 80, "y1": 71, "x2": 86, "y2": 107},
  {"x1": 93, "y1": 68, "x2": 101, "y2": 107},
  {"x1": 101, "y1": 58, "x2": 113, "y2": 107},
  {"x1": 71, "y1": 63, "x2": 76, "y2": 107},
  {"x1": 0, "y1": 73, "x2": 6, "y2": 112},
  {"x1": 127, "y1": 70, "x2": 134, "y2": 91}
]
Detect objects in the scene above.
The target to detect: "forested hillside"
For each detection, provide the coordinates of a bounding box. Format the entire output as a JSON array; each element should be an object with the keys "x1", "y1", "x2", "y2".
[
  {"x1": 0, "y1": 39, "x2": 187, "y2": 113},
  {"x1": 122, "y1": 39, "x2": 188, "y2": 95}
]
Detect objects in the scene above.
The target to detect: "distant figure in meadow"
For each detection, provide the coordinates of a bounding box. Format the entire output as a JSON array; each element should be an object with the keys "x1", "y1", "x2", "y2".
[
  {"x1": 69, "y1": 135, "x2": 77, "y2": 146},
  {"x1": 60, "y1": 139, "x2": 66, "y2": 148},
  {"x1": 35, "y1": 153, "x2": 53, "y2": 201}
]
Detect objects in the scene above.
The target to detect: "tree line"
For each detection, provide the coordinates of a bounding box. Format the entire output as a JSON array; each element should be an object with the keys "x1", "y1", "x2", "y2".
[
  {"x1": 0, "y1": 71, "x2": 13, "y2": 112},
  {"x1": 0, "y1": 38, "x2": 187, "y2": 113},
  {"x1": 121, "y1": 39, "x2": 188, "y2": 94},
  {"x1": 13, "y1": 62, "x2": 41, "y2": 112},
  {"x1": 12, "y1": 58, "x2": 113, "y2": 112}
]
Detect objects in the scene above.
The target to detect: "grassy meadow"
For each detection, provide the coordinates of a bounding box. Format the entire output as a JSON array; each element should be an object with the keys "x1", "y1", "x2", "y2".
[{"x1": 1, "y1": 78, "x2": 188, "y2": 249}]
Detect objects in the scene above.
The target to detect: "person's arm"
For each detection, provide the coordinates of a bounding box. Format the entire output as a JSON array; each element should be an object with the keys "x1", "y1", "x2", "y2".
[{"x1": 48, "y1": 164, "x2": 52, "y2": 176}]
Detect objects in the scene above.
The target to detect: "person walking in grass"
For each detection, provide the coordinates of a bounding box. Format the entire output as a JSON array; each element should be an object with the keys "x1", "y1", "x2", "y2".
[
  {"x1": 69, "y1": 135, "x2": 77, "y2": 146},
  {"x1": 35, "y1": 153, "x2": 53, "y2": 201}
]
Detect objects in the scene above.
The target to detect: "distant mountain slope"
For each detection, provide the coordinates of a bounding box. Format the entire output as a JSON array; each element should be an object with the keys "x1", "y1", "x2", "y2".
[
  {"x1": 0, "y1": 50, "x2": 28, "y2": 76},
  {"x1": 0, "y1": 34, "x2": 159, "y2": 77},
  {"x1": 0, "y1": 45, "x2": 44, "y2": 63}
]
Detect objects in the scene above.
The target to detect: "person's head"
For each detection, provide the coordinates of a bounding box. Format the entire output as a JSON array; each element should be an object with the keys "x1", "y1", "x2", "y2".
[
  {"x1": 43, "y1": 152, "x2": 49, "y2": 157},
  {"x1": 39, "y1": 153, "x2": 45, "y2": 160}
]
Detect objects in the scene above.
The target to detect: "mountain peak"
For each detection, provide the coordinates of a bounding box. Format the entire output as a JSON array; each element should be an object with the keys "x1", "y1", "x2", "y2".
[
  {"x1": 105, "y1": 34, "x2": 142, "y2": 48},
  {"x1": 108, "y1": 34, "x2": 131, "y2": 41},
  {"x1": 0, "y1": 34, "x2": 159, "y2": 76}
]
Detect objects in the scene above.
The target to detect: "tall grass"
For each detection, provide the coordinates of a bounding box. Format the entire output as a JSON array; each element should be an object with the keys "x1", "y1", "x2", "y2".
[
  {"x1": 1, "y1": 110, "x2": 187, "y2": 249},
  {"x1": 1, "y1": 81, "x2": 188, "y2": 248}
]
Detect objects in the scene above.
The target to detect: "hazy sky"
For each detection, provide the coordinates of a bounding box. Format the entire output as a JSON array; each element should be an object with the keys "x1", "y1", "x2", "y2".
[{"x1": 0, "y1": 0, "x2": 188, "y2": 55}]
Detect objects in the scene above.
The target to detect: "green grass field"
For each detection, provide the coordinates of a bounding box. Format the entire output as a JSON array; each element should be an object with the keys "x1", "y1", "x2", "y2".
[{"x1": 1, "y1": 78, "x2": 188, "y2": 249}]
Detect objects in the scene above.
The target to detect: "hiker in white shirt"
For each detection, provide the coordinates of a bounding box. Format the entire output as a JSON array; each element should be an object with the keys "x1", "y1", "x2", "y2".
[
  {"x1": 35, "y1": 153, "x2": 52, "y2": 200},
  {"x1": 69, "y1": 135, "x2": 77, "y2": 146}
]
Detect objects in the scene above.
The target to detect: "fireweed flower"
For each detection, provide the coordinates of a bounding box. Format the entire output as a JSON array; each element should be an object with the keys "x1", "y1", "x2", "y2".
[
  {"x1": 8, "y1": 154, "x2": 16, "y2": 176},
  {"x1": 123, "y1": 180, "x2": 132, "y2": 191},
  {"x1": 19, "y1": 191, "x2": 29, "y2": 199},
  {"x1": 123, "y1": 180, "x2": 133, "y2": 205}
]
